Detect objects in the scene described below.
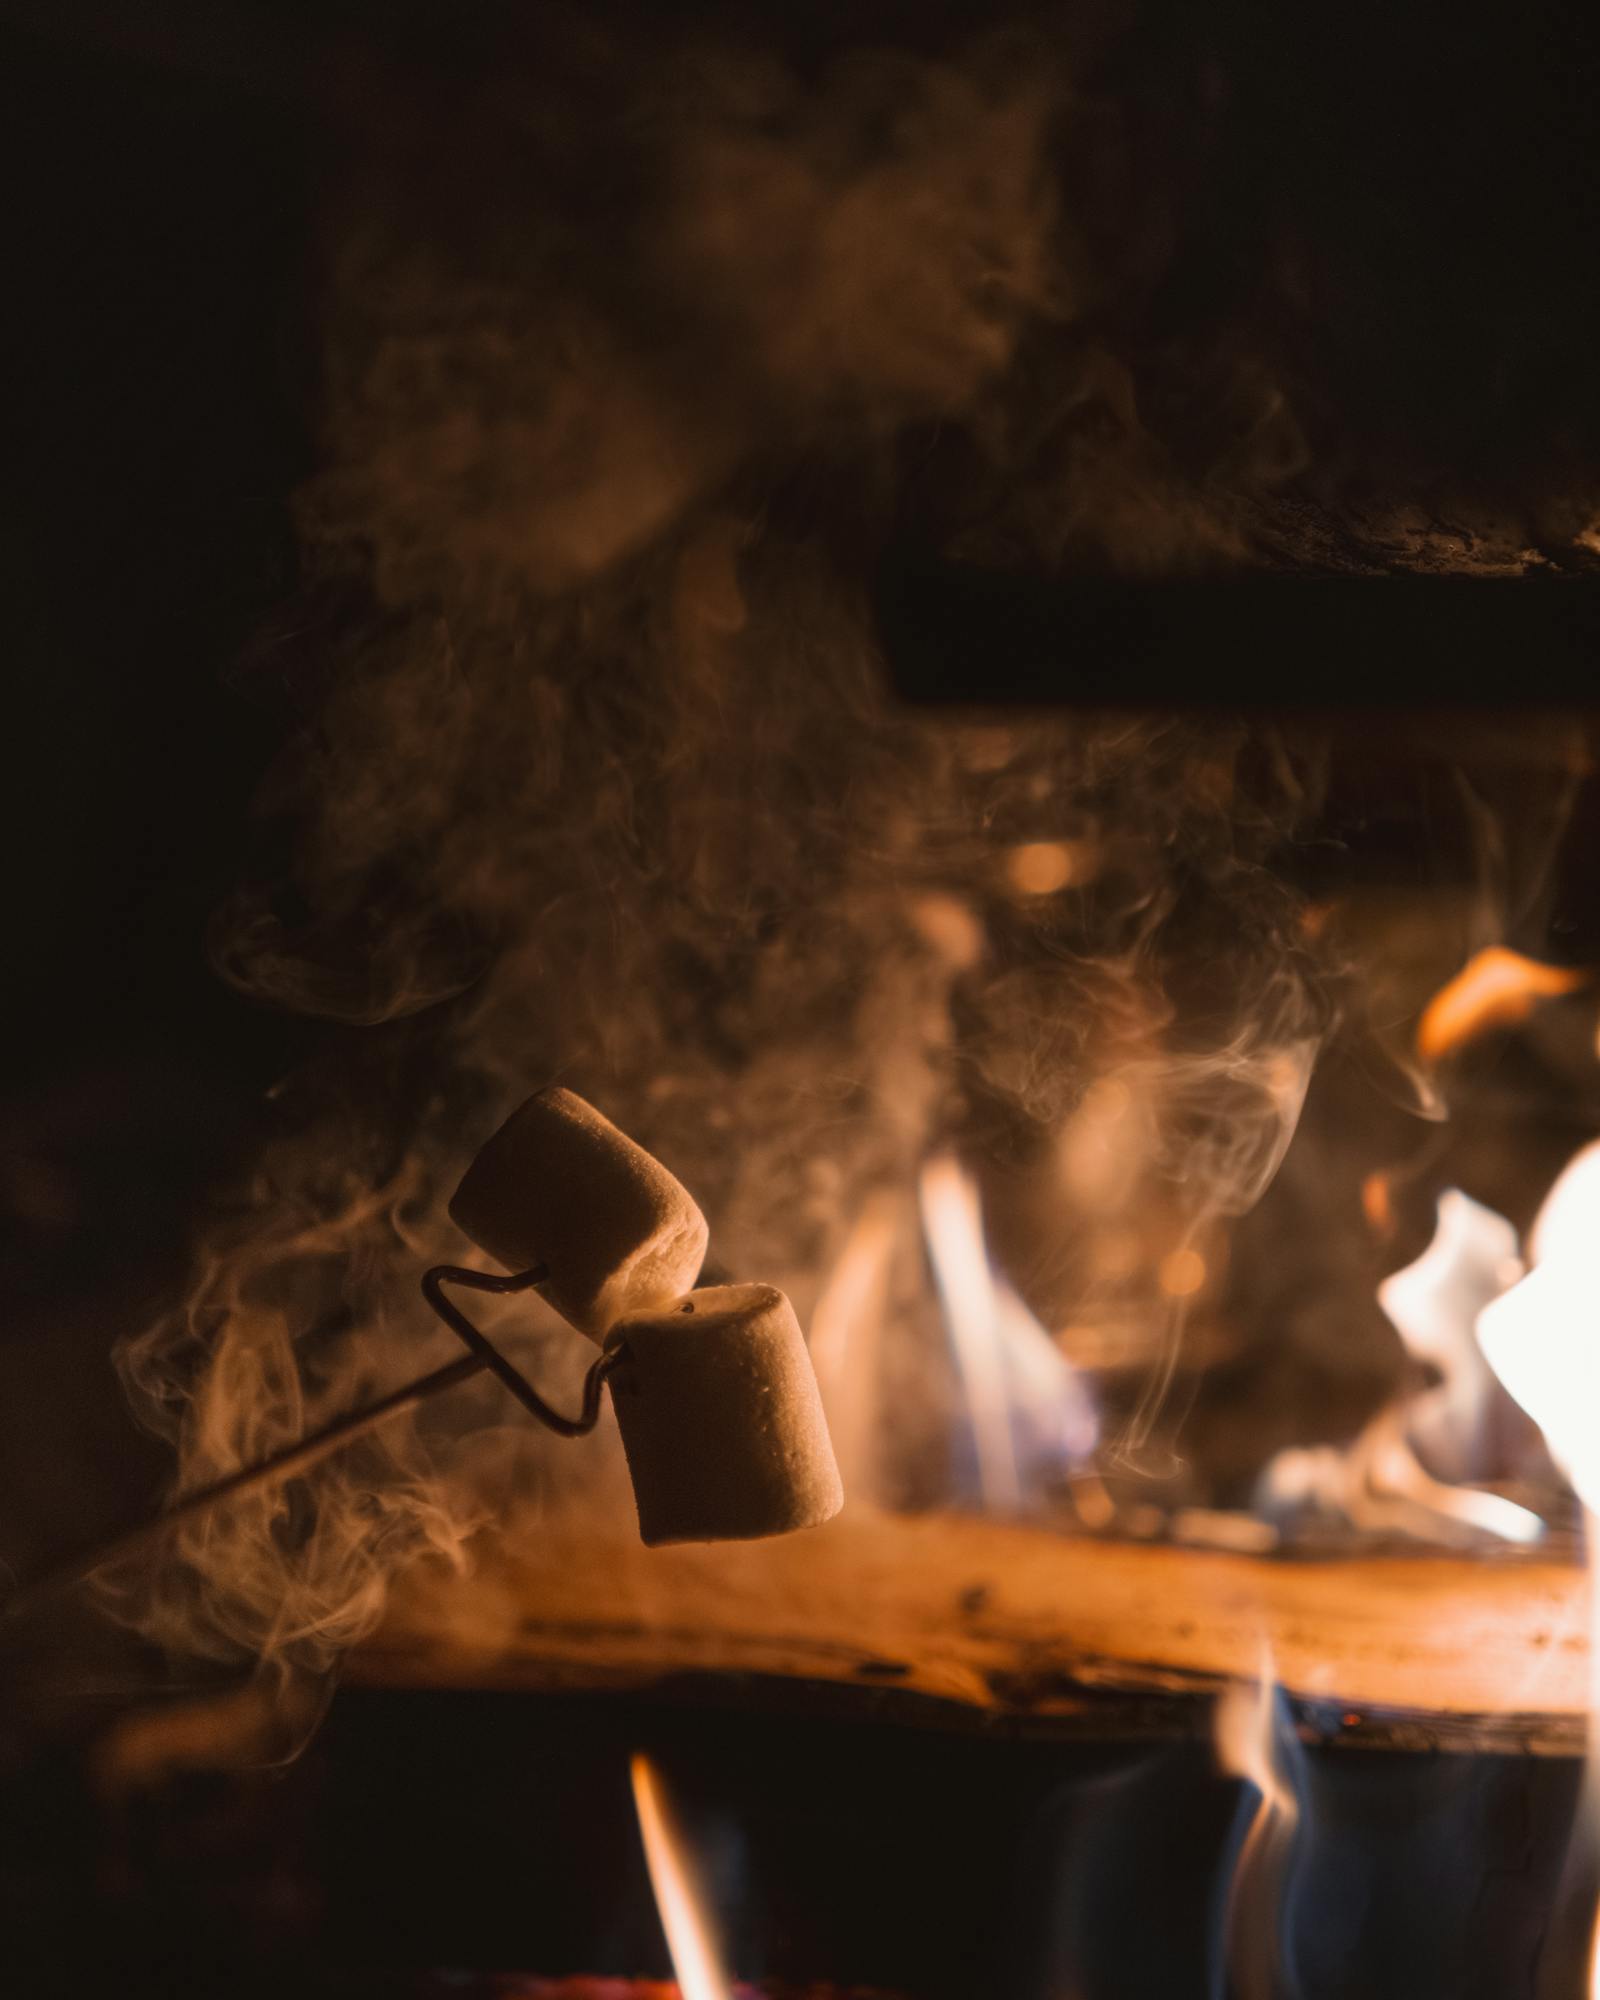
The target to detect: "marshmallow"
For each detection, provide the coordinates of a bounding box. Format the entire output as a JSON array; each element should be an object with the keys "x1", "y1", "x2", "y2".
[
  {"x1": 605, "y1": 1283, "x2": 845, "y2": 1545},
  {"x1": 448, "y1": 1087, "x2": 709, "y2": 1341}
]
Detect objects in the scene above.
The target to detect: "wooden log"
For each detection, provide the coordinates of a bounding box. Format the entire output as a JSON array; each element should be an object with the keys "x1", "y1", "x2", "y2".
[
  {"x1": 875, "y1": 556, "x2": 1600, "y2": 709},
  {"x1": 354, "y1": 1508, "x2": 1593, "y2": 1755}
]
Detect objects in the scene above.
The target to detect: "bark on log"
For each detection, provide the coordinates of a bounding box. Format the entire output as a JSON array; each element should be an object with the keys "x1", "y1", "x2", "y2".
[{"x1": 355, "y1": 1508, "x2": 1592, "y2": 1755}]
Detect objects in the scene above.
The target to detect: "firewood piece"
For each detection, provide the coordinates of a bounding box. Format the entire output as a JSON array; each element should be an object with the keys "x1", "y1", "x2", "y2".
[
  {"x1": 876, "y1": 555, "x2": 1600, "y2": 708},
  {"x1": 607, "y1": 1284, "x2": 844, "y2": 1545},
  {"x1": 449, "y1": 1088, "x2": 708, "y2": 1341},
  {"x1": 360, "y1": 1511, "x2": 1591, "y2": 1752}
]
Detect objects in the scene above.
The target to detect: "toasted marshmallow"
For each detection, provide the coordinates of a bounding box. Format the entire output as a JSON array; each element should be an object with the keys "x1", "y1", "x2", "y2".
[
  {"x1": 449, "y1": 1087, "x2": 708, "y2": 1341},
  {"x1": 605, "y1": 1282, "x2": 844, "y2": 1545}
]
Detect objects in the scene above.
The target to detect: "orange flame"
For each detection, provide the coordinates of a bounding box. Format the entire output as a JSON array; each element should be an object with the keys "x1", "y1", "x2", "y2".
[
  {"x1": 630, "y1": 1752, "x2": 733, "y2": 2000},
  {"x1": 807, "y1": 1191, "x2": 900, "y2": 1507},
  {"x1": 1213, "y1": 1650, "x2": 1297, "y2": 2000},
  {"x1": 1215, "y1": 1655, "x2": 1295, "y2": 1825},
  {"x1": 1593, "y1": 1878, "x2": 1600, "y2": 2000},
  {"x1": 1416, "y1": 946, "x2": 1587, "y2": 1065}
]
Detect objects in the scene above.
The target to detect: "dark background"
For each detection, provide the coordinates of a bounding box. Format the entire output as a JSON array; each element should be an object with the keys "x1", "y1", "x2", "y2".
[
  {"x1": 1, "y1": 5, "x2": 316, "y2": 1587},
  {"x1": 2, "y1": 1684, "x2": 1590, "y2": 1999}
]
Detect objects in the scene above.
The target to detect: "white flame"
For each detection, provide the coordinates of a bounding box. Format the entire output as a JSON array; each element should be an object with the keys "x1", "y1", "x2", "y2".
[
  {"x1": 1475, "y1": 1142, "x2": 1600, "y2": 1998},
  {"x1": 1378, "y1": 1188, "x2": 1525, "y2": 1485},
  {"x1": 1478, "y1": 1143, "x2": 1600, "y2": 1512},
  {"x1": 1257, "y1": 1413, "x2": 1543, "y2": 1547},
  {"x1": 920, "y1": 1155, "x2": 1020, "y2": 1508},
  {"x1": 629, "y1": 1752, "x2": 733, "y2": 2000},
  {"x1": 1259, "y1": 1189, "x2": 1542, "y2": 1545},
  {"x1": 1531, "y1": 1138, "x2": 1600, "y2": 1268},
  {"x1": 1479, "y1": 1267, "x2": 1600, "y2": 1514},
  {"x1": 919, "y1": 1154, "x2": 1096, "y2": 1511}
]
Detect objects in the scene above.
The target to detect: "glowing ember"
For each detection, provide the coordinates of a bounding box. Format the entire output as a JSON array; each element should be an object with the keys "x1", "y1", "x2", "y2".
[
  {"x1": 629, "y1": 1753, "x2": 732, "y2": 2000},
  {"x1": 1416, "y1": 946, "x2": 1587, "y2": 1065},
  {"x1": 918, "y1": 1154, "x2": 1095, "y2": 1511}
]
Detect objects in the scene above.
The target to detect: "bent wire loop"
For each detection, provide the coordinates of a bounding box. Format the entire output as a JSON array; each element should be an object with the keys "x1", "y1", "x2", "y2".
[{"x1": 421, "y1": 1262, "x2": 622, "y2": 1438}]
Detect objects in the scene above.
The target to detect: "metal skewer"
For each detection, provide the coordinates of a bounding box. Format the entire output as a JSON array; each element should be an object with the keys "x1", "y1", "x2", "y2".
[{"x1": 5, "y1": 1262, "x2": 621, "y2": 1618}]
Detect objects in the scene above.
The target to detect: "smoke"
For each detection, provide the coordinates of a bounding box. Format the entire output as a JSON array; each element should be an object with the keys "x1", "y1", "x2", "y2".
[
  {"x1": 299, "y1": 30, "x2": 1065, "y2": 608},
  {"x1": 107, "y1": 1143, "x2": 475, "y2": 1678},
  {"x1": 109, "y1": 12, "x2": 1356, "y2": 1685}
]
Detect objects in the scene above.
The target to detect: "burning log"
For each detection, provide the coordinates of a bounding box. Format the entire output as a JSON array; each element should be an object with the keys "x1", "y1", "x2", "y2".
[
  {"x1": 876, "y1": 555, "x2": 1600, "y2": 708},
  {"x1": 356, "y1": 1510, "x2": 1592, "y2": 1755}
]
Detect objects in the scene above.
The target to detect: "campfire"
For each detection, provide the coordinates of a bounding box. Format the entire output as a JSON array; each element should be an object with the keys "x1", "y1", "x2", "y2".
[{"x1": 10, "y1": 2, "x2": 1600, "y2": 1996}]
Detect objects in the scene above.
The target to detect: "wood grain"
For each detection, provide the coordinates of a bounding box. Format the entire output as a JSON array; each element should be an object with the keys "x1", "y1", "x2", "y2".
[{"x1": 355, "y1": 1508, "x2": 1593, "y2": 1753}]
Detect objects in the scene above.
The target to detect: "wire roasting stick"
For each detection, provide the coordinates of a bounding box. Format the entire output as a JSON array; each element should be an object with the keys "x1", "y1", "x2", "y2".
[
  {"x1": 6, "y1": 1264, "x2": 619, "y2": 1619},
  {"x1": 4, "y1": 1086, "x2": 844, "y2": 1621}
]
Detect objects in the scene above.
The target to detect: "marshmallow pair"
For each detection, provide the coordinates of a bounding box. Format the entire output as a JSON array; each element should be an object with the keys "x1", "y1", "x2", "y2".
[{"x1": 448, "y1": 1087, "x2": 843, "y2": 1546}]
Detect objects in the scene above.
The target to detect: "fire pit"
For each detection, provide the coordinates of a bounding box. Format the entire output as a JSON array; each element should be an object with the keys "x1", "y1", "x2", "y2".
[{"x1": 9, "y1": 3, "x2": 1600, "y2": 1997}]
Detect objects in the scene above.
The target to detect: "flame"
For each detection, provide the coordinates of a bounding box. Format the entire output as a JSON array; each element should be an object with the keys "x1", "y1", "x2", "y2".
[
  {"x1": 1215, "y1": 1655, "x2": 1294, "y2": 1824},
  {"x1": 1593, "y1": 1872, "x2": 1600, "y2": 2000},
  {"x1": 1213, "y1": 1651, "x2": 1297, "y2": 2000},
  {"x1": 920, "y1": 1155, "x2": 1020, "y2": 1508},
  {"x1": 1260, "y1": 1189, "x2": 1542, "y2": 1544},
  {"x1": 808, "y1": 1192, "x2": 900, "y2": 1504},
  {"x1": 1377, "y1": 1188, "x2": 1525, "y2": 1484},
  {"x1": 1258, "y1": 1412, "x2": 1543, "y2": 1547},
  {"x1": 1416, "y1": 946, "x2": 1587, "y2": 1065},
  {"x1": 1475, "y1": 1146, "x2": 1600, "y2": 1996},
  {"x1": 629, "y1": 1752, "x2": 733, "y2": 2000},
  {"x1": 1529, "y1": 1138, "x2": 1600, "y2": 1268},
  {"x1": 1477, "y1": 1146, "x2": 1600, "y2": 1511},
  {"x1": 919, "y1": 1155, "x2": 1095, "y2": 1511}
]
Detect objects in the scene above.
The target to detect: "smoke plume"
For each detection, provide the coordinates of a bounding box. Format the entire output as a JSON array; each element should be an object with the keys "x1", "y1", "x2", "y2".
[{"x1": 111, "y1": 9, "x2": 1473, "y2": 1686}]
